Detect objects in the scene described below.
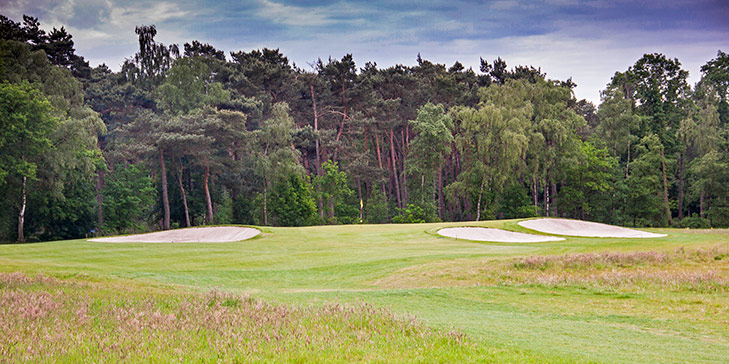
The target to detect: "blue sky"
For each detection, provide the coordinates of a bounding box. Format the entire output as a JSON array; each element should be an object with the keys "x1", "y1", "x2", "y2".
[{"x1": 4, "y1": 0, "x2": 728, "y2": 103}]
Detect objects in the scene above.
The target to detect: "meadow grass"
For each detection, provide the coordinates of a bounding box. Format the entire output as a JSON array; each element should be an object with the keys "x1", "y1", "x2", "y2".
[{"x1": 1, "y1": 219, "x2": 728, "y2": 363}]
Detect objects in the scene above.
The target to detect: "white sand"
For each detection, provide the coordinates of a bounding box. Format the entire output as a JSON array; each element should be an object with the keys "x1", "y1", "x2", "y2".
[
  {"x1": 437, "y1": 227, "x2": 565, "y2": 243},
  {"x1": 89, "y1": 226, "x2": 260, "y2": 243},
  {"x1": 518, "y1": 218, "x2": 667, "y2": 238}
]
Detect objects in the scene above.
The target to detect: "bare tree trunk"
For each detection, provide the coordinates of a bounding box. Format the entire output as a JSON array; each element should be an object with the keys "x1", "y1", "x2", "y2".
[
  {"x1": 551, "y1": 182, "x2": 558, "y2": 217},
  {"x1": 532, "y1": 174, "x2": 538, "y2": 214},
  {"x1": 678, "y1": 153, "x2": 684, "y2": 221},
  {"x1": 17, "y1": 176, "x2": 26, "y2": 243},
  {"x1": 96, "y1": 169, "x2": 104, "y2": 232},
  {"x1": 438, "y1": 164, "x2": 444, "y2": 219},
  {"x1": 328, "y1": 197, "x2": 334, "y2": 220},
  {"x1": 374, "y1": 133, "x2": 384, "y2": 170},
  {"x1": 310, "y1": 84, "x2": 325, "y2": 219},
  {"x1": 159, "y1": 149, "x2": 170, "y2": 230},
  {"x1": 660, "y1": 147, "x2": 673, "y2": 225},
  {"x1": 476, "y1": 175, "x2": 485, "y2": 221},
  {"x1": 421, "y1": 174, "x2": 425, "y2": 206},
  {"x1": 310, "y1": 84, "x2": 321, "y2": 175},
  {"x1": 700, "y1": 190, "x2": 705, "y2": 218},
  {"x1": 374, "y1": 133, "x2": 387, "y2": 198},
  {"x1": 389, "y1": 129, "x2": 402, "y2": 208},
  {"x1": 177, "y1": 160, "x2": 191, "y2": 227},
  {"x1": 400, "y1": 129, "x2": 408, "y2": 206},
  {"x1": 625, "y1": 139, "x2": 631, "y2": 179},
  {"x1": 204, "y1": 165, "x2": 213, "y2": 224},
  {"x1": 357, "y1": 176, "x2": 363, "y2": 223},
  {"x1": 263, "y1": 182, "x2": 268, "y2": 226},
  {"x1": 544, "y1": 178, "x2": 550, "y2": 217}
]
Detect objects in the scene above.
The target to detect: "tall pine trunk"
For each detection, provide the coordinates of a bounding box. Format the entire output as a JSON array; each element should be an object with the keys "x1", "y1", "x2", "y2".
[
  {"x1": 263, "y1": 182, "x2": 268, "y2": 226},
  {"x1": 678, "y1": 153, "x2": 684, "y2": 221},
  {"x1": 177, "y1": 160, "x2": 191, "y2": 227},
  {"x1": 17, "y1": 176, "x2": 27, "y2": 243},
  {"x1": 389, "y1": 129, "x2": 402, "y2": 208},
  {"x1": 625, "y1": 139, "x2": 631, "y2": 178},
  {"x1": 532, "y1": 174, "x2": 538, "y2": 214},
  {"x1": 357, "y1": 176, "x2": 363, "y2": 223},
  {"x1": 476, "y1": 175, "x2": 485, "y2": 221},
  {"x1": 96, "y1": 169, "x2": 104, "y2": 232},
  {"x1": 551, "y1": 182, "x2": 558, "y2": 217},
  {"x1": 438, "y1": 164, "x2": 444, "y2": 219},
  {"x1": 310, "y1": 84, "x2": 324, "y2": 219},
  {"x1": 660, "y1": 147, "x2": 672, "y2": 225},
  {"x1": 700, "y1": 190, "x2": 705, "y2": 218},
  {"x1": 544, "y1": 178, "x2": 550, "y2": 217},
  {"x1": 159, "y1": 149, "x2": 170, "y2": 230},
  {"x1": 204, "y1": 164, "x2": 213, "y2": 224}
]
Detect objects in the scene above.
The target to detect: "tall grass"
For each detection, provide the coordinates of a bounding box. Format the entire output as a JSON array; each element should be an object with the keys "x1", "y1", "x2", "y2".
[
  {"x1": 506, "y1": 247, "x2": 729, "y2": 291},
  {"x1": 0, "y1": 272, "x2": 489, "y2": 363},
  {"x1": 377, "y1": 246, "x2": 729, "y2": 293}
]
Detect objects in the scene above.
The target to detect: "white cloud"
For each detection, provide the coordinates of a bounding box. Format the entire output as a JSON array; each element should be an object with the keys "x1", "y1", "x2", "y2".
[
  {"x1": 107, "y1": 1, "x2": 191, "y2": 27},
  {"x1": 254, "y1": 0, "x2": 338, "y2": 27},
  {"x1": 253, "y1": 0, "x2": 377, "y2": 27}
]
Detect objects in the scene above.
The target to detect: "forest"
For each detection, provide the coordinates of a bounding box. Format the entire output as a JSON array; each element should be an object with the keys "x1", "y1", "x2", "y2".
[{"x1": 1, "y1": 14, "x2": 728, "y2": 242}]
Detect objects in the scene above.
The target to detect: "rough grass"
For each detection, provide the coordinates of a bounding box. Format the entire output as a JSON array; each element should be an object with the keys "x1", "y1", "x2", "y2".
[
  {"x1": 507, "y1": 247, "x2": 729, "y2": 291},
  {"x1": 377, "y1": 246, "x2": 729, "y2": 292},
  {"x1": 0, "y1": 272, "x2": 504, "y2": 364}
]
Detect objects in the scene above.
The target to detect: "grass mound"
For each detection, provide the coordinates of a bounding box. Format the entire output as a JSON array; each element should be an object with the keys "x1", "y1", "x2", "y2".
[
  {"x1": 378, "y1": 247, "x2": 729, "y2": 292},
  {"x1": 505, "y1": 247, "x2": 729, "y2": 291}
]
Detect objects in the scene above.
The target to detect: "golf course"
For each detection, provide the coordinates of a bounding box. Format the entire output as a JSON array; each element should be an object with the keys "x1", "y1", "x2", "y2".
[{"x1": 2, "y1": 218, "x2": 727, "y2": 363}]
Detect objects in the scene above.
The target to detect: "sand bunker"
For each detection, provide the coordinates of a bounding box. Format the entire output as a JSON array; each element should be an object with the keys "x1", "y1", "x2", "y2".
[
  {"x1": 518, "y1": 218, "x2": 666, "y2": 238},
  {"x1": 438, "y1": 227, "x2": 565, "y2": 243},
  {"x1": 89, "y1": 226, "x2": 260, "y2": 243}
]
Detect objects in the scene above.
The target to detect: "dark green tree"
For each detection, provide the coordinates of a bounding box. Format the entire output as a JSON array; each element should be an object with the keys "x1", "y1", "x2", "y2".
[
  {"x1": 270, "y1": 174, "x2": 317, "y2": 226},
  {"x1": 102, "y1": 164, "x2": 155, "y2": 233}
]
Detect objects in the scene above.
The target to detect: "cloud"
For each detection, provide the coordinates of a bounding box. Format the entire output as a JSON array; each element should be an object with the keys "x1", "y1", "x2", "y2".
[
  {"x1": 254, "y1": 0, "x2": 345, "y2": 27},
  {"x1": 107, "y1": 1, "x2": 192, "y2": 27}
]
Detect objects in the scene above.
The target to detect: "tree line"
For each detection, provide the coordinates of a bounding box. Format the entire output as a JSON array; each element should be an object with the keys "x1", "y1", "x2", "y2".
[{"x1": 1, "y1": 14, "x2": 728, "y2": 242}]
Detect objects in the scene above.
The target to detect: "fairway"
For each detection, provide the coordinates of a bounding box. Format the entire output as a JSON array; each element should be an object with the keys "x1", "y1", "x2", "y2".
[{"x1": 2, "y1": 219, "x2": 728, "y2": 363}]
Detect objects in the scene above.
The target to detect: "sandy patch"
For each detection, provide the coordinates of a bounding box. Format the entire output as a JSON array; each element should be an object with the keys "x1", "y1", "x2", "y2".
[
  {"x1": 437, "y1": 227, "x2": 565, "y2": 243},
  {"x1": 518, "y1": 218, "x2": 667, "y2": 238},
  {"x1": 89, "y1": 227, "x2": 260, "y2": 243}
]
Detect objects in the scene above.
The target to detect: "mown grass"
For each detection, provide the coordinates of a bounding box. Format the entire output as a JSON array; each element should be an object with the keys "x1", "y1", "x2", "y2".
[{"x1": 1, "y1": 220, "x2": 728, "y2": 363}]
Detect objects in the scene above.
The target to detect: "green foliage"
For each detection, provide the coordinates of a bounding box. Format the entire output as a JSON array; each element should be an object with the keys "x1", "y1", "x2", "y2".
[
  {"x1": 102, "y1": 164, "x2": 155, "y2": 233},
  {"x1": 625, "y1": 135, "x2": 666, "y2": 226},
  {"x1": 559, "y1": 142, "x2": 620, "y2": 221},
  {"x1": 270, "y1": 174, "x2": 317, "y2": 226},
  {"x1": 157, "y1": 56, "x2": 230, "y2": 115},
  {"x1": 213, "y1": 188, "x2": 233, "y2": 225},
  {"x1": 498, "y1": 183, "x2": 537, "y2": 219},
  {"x1": 689, "y1": 150, "x2": 729, "y2": 226},
  {"x1": 314, "y1": 160, "x2": 354, "y2": 224},
  {"x1": 0, "y1": 81, "x2": 55, "y2": 185},
  {"x1": 675, "y1": 214, "x2": 710, "y2": 228},
  {"x1": 365, "y1": 185, "x2": 391, "y2": 224},
  {"x1": 392, "y1": 204, "x2": 427, "y2": 223}
]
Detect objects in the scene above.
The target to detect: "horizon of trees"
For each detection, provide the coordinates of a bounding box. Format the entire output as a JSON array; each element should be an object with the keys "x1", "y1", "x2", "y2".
[{"x1": 2, "y1": 14, "x2": 728, "y2": 242}]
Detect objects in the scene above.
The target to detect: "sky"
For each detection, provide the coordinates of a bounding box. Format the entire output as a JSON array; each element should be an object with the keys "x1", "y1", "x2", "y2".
[{"x1": 3, "y1": 0, "x2": 728, "y2": 104}]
